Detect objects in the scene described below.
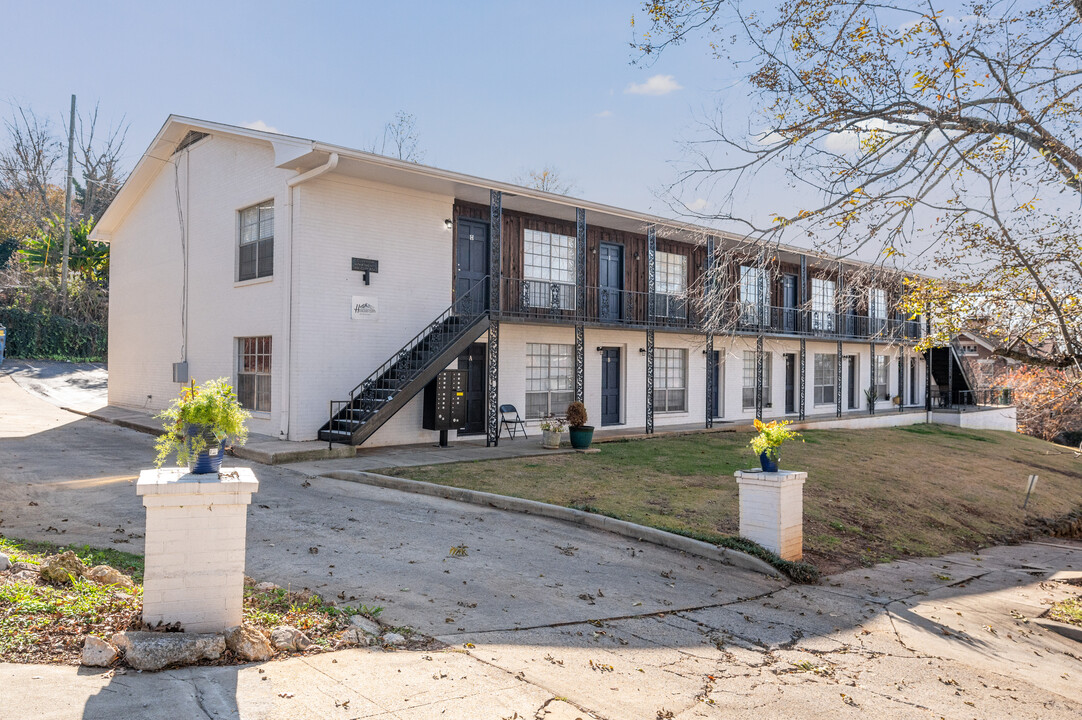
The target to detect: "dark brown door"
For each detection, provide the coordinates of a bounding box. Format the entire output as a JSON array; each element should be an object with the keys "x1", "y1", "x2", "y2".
[
  {"x1": 455, "y1": 219, "x2": 489, "y2": 313},
  {"x1": 601, "y1": 347, "x2": 621, "y2": 425},
  {"x1": 456, "y1": 343, "x2": 486, "y2": 435}
]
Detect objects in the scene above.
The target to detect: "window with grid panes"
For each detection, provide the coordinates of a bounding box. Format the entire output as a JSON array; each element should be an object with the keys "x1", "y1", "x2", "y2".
[
  {"x1": 525, "y1": 343, "x2": 574, "y2": 419},
  {"x1": 742, "y1": 350, "x2": 773, "y2": 409},
  {"x1": 869, "y1": 287, "x2": 887, "y2": 319},
  {"x1": 875, "y1": 354, "x2": 890, "y2": 401},
  {"x1": 653, "y1": 251, "x2": 687, "y2": 318},
  {"x1": 653, "y1": 348, "x2": 687, "y2": 412},
  {"x1": 814, "y1": 353, "x2": 836, "y2": 405},
  {"x1": 739, "y1": 266, "x2": 771, "y2": 325},
  {"x1": 811, "y1": 278, "x2": 836, "y2": 331},
  {"x1": 238, "y1": 202, "x2": 273, "y2": 281},
  {"x1": 237, "y1": 337, "x2": 271, "y2": 412},
  {"x1": 524, "y1": 229, "x2": 576, "y2": 310}
]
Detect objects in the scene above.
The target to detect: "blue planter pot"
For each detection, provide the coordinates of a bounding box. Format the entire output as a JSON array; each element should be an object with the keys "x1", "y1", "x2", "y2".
[
  {"x1": 189, "y1": 444, "x2": 225, "y2": 474},
  {"x1": 759, "y1": 452, "x2": 778, "y2": 473}
]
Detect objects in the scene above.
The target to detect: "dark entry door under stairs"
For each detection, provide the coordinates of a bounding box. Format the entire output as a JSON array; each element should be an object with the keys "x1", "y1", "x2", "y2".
[
  {"x1": 457, "y1": 342, "x2": 486, "y2": 435},
  {"x1": 601, "y1": 347, "x2": 621, "y2": 425},
  {"x1": 846, "y1": 355, "x2": 857, "y2": 409}
]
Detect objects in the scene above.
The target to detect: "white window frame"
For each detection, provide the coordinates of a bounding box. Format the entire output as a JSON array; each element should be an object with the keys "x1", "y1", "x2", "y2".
[
  {"x1": 739, "y1": 265, "x2": 771, "y2": 325},
  {"x1": 236, "y1": 336, "x2": 272, "y2": 412},
  {"x1": 653, "y1": 251, "x2": 688, "y2": 319},
  {"x1": 875, "y1": 354, "x2": 890, "y2": 401},
  {"x1": 742, "y1": 350, "x2": 773, "y2": 409},
  {"x1": 238, "y1": 201, "x2": 274, "y2": 281},
  {"x1": 653, "y1": 348, "x2": 687, "y2": 413},
  {"x1": 525, "y1": 343, "x2": 574, "y2": 419},
  {"x1": 811, "y1": 278, "x2": 836, "y2": 332},
  {"x1": 524, "y1": 229, "x2": 577, "y2": 310},
  {"x1": 869, "y1": 287, "x2": 887, "y2": 320},
  {"x1": 813, "y1": 353, "x2": 836, "y2": 406}
]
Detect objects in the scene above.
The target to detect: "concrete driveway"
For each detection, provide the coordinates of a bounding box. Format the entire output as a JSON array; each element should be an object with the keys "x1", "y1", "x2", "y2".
[{"x1": 1, "y1": 370, "x2": 1081, "y2": 718}]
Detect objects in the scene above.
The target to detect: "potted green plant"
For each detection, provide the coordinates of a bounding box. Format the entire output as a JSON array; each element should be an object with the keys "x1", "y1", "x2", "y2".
[
  {"x1": 539, "y1": 414, "x2": 565, "y2": 449},
  {"x1": 864, "y1": 386, "x2": 877, "y2": 407},
  {"x1": 154, "y1": 378, "x2": 250, "y2": 474},
  {"x1": 565, "y1": 401, "x2": 594, "y2": 450},
  {"x1": 748, "y1": 418, "x2": 802, "y2": 472}
]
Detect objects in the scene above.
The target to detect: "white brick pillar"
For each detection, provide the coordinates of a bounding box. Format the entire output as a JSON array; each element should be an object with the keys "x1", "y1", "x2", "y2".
[
  {"x1": 137, "y1": 468, "x2": 259, "y2": 633},
  {"x1": 734, "y1": 470, "x2": 806, "y2": 561}
]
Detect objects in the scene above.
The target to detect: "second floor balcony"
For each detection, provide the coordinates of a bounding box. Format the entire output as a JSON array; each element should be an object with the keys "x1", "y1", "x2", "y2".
[{"x1": 496, "y1": 277, "x2": 923, "y2": 342}]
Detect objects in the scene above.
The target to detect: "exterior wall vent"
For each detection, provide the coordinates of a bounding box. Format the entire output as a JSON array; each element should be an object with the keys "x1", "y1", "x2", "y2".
[{"x1": 173, "y1": 131, "x2": 209, "y2": 155}]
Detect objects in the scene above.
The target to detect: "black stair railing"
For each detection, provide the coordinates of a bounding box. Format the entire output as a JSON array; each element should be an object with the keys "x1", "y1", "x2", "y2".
[{"x1": 324, "y1": 276, "x2": 490, "y2": 443}]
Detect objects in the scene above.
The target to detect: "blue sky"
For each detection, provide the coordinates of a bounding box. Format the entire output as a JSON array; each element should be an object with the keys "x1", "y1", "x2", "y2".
[{"x1": 2, "y1": 1, "x2": 744, "y2": 219}]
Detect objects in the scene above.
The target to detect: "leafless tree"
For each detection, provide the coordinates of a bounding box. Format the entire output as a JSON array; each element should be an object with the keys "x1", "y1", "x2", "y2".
[
  {"x1": 0, "y1": 106, "x2": 63, "y2": 235},
  {"x1": 368, "y1": 111, "x2": 424, "y2": 162},
  {"x1": 73, "y1": 102, "x2": 129, "y2": 221},
  {"x1": 516, "y1": 165, "x2": 578, "y2": 195}
]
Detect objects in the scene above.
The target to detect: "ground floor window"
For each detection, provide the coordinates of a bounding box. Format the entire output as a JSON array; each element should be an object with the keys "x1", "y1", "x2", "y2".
[
  {"x1": 237, "y1": 336, "x2": 271, "y2": 412},
  {"x1": 742, "y1": 351, "x2": 773, "y2": 409},
  {"x1": 875, "y1": 354, "x2": 890, "y2": 401},
  {"x1": 654, "y1": 348, "x2": 687, "y2": 412},
  {"x1": 814, "y1": 353, "x2": 836, "y2": 405},
  {"x1": 525, "y1": 343, "x2": 574, "y2": 419}
]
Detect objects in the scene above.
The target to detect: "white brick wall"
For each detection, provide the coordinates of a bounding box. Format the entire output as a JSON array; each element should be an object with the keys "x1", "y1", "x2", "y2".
[
  {"x1": 736, "y1": 470, "x2": 806, "y2": 561},
  {"x1": 137, "y1": 468, "x2": 258, "y2": 633}
]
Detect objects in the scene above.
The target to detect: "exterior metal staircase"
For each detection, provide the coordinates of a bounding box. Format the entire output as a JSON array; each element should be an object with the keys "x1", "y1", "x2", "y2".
[
  {"x1": 927, "y1": 343, "x2": 975, "y2": 407},
  {"x1": 318, "y1": 277, "x2": 490, "y2": 446}
]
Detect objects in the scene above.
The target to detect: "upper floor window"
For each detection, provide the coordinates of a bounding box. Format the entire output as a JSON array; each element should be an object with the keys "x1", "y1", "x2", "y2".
[
  {"x1": 811, "y1": 278, "x2": 836, "y2": 332},
  {"x1": 239, "y1": 202, "x2": 274, "y2": 281},
  {"x1": 524, "y1": 229, "x2": 576, "y2": 310},
  {"x1": 869, "y1": 287, "x2": 887, "y2": 320},
  {"x1": 739, "y1": 265, "x2": 771, "y2": 325},
  {"x1": 960, "y1": 343, "x2": 979, "y2": 355},
  {"x1": 654, "y1": 251, "x2": 687, "y2": 318}
]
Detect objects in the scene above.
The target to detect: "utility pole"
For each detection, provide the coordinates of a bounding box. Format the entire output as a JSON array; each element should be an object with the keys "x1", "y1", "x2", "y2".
[{"x1": 60, "y1": 94, "x2": 76, "y2": 298}]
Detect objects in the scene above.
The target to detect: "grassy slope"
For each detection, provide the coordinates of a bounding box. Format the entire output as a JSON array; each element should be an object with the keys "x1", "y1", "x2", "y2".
[{"x1": 387, "y1": 424, "x2": 1082, "y2": 574}]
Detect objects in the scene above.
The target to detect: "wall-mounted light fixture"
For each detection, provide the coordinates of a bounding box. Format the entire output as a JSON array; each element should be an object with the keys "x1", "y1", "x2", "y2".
[
  {"x1": 638, "y1": 347, "x2": 647, "y2": 355},
  {"x1": 595, "y1": 346, "x2": 604, "y2": 353},
  {"x1": 633, "y1": 251, "x2": 641, "y2": 260},
  {"x1": 444, "y1": 219, "x2": 453, "y2": 230}
]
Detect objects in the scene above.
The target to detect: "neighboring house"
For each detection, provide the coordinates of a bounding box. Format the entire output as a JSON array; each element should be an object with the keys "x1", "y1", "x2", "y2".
[
  {"x1": 92, "y1": 116, "x2": 934, "y2": 448},
  {"x1": 953, "y1": 330, "x2": 1018, "y2": 389}
]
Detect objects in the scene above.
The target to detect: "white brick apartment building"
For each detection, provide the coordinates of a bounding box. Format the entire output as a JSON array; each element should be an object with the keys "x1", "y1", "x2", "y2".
[{"x1": 93, "y1": 116, "x2": 945, "y2": 448}]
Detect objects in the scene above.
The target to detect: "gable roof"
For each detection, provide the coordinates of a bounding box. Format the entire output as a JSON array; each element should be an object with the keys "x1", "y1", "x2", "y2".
[{"x1": 91, "y1": 115, "x2": 920, "y2": 278}]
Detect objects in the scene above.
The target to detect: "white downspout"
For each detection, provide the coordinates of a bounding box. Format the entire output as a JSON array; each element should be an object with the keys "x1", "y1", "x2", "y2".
[{"x1": 280, "y1": 152, "x2": 339, "y2": 440}]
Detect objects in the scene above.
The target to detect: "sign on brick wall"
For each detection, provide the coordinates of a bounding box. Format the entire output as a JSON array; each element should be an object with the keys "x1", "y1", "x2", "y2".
[{"x1": 351, "y1": 296, "x2": 378, "y2": 320}]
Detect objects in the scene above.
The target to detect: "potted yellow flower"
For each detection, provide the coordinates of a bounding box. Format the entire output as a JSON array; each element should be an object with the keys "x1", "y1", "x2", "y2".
[
  {"x1": 154, "y1": 378, "x2": 250, "y2": 474},
  {"x1": 748, "y1": 418, "x2": 802, "y2": 472}
]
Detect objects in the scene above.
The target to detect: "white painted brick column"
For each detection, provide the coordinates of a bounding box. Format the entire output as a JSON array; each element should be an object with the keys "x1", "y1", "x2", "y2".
[
  {"x1": 734, "y1": 470, "x2": 807, "y2": 561},
  {"x1": 137, "y1": 468, "x2": 259, "y2": 633}
]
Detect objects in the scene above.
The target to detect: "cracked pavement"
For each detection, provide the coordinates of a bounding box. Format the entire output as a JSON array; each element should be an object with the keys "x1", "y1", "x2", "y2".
[{"x1": 2, "y1": 371, "x2": 1081, "y2": 718}]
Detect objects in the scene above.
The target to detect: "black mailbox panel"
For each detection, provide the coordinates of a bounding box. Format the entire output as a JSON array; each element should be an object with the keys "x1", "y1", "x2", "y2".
[{"x1": 423, "y1": 370, "x2": 468, "y2": 431}]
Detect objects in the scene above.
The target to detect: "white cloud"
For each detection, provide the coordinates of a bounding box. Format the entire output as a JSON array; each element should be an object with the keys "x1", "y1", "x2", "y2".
[
  {"x1": 687, "y1": 198, "x2": 709, "y2": 212},
  {"x1": 625, "y1": 74, "x2": 683, "y2": 96},
  {"x1": 595, "y1": 110, "x2": 613, "y2": 118},
  {"x1": 244, "y1": 120, "x2": 281, "y2": 134}
]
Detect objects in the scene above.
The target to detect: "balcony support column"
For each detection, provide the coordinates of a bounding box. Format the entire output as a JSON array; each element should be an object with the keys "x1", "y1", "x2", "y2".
[
  {"x1": 755, "y1": 334, "x2": 764, "y2": 421},
  {"x1": 869, "y1": 341, "x2": 876, "y2": 415},
  {"x1": 836, "y1": 340, "x2": 843, "y2": 418},
  {"x1": 799, "y1": 254, "x2": 808, "y2": 334},
  {"x1": 574, "y1": 324, "x2": 585, "y2": 404},
  {"x1": 486, "y1": 189, "x2": 502, "y2": 448},
  {"x1": 948, "y1": 347, "x2": 954, "y2": 408},
  {"x1": 576, "y1": 208, "x2": 586, "y2": 314},
  {"x1": 798, "y1": 338, "x2": 806, "y2": 421},
  {"x1": 706, "y1": 334, "x2": 715, "y2": 428},
  {"x1": 647, "y1": 225, "x2": 656, "y2": 321},
  {"x1": 924, "y1": 312, "x2": 932, "y2": 411},
  {"x1": 898, "y1": 351, "x2": 904, "y2": 412},
  {"x1": 646, "y1": 330, "x2": 655, "y2": 433}
]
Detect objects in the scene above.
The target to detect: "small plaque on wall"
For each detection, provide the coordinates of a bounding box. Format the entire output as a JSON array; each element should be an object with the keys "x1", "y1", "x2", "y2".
[{"x1": 351, "y1": 296, "x2": 378, "y2": 320}]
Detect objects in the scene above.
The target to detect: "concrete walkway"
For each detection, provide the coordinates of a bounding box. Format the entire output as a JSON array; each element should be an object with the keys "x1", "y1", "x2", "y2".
[{"x1": 2, "y1": 370, "x2": 1081, "y2": 718}]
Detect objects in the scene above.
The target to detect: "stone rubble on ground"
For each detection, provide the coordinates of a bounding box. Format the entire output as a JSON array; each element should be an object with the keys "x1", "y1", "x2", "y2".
[
  {"x1": 381, "y1": 632, "x2": 406, "y2": 646},
  {"x1": 348, "y1": 614, "x2": 382, "y2": 636},
  {"x1": 225, "y1": 625, "x2": 273, "y2": 662},
  {"x1": 254, "y1": 581, "x2": 279, "y2": 592},
  {"x1": 270, "y1": 625, "x2": 312, "y2": 652},
  {"x1": 338, "y1": 628, "x2": 370, "y2": 647},
  {"x1": 87, "y1": 565, "x2": 135, "y2": 589},
  {"x1": 39, "y1": 551, "x2": 86, "y2": 584},
  {"x1": 9, "y1": 570, "x2": 39, "y2": 584},
  {"x1": 80, "y1": 636, "x2": 118, "y2": 667},
  {"x1": 112, "y1": 631, "x2": 226, "y2": 672}
]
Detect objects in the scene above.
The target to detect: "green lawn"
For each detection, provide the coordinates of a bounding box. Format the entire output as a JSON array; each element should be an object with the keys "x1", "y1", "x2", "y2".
[{"x1": 387, "y1": 424, "x2": 1082, "y2": 574}]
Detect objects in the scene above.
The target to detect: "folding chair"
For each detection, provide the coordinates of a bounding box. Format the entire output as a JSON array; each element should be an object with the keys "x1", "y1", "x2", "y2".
[{"x1": 500, "y1": 404, "x2": 528, "y2": 439}]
